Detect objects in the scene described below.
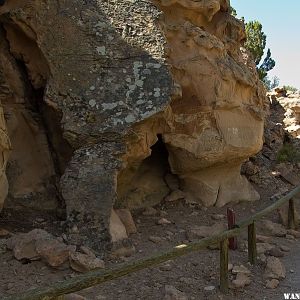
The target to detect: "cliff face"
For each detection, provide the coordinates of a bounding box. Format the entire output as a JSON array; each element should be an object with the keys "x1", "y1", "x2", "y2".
[{"x1": 0, "y1": 0, "x2": 266, "y2": 250}]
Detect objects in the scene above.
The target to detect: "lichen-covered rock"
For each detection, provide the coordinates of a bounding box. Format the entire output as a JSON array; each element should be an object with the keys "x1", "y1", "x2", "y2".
[{"x1": 0, "y1": 0, "x2": 266, "y2": 251}]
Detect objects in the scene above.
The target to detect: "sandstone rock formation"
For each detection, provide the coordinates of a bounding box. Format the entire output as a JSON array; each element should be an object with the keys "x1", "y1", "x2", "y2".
[
  {"x1": 0, "y1": 0, "x2": 266, "y2": 251},
  {"x1": 268, "y1": 88, "x2": 300, "y2": 138}
]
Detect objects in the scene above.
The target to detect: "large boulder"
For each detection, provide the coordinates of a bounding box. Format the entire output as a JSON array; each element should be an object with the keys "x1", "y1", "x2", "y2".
[{"x1": 0, "y1": 0, "x2": 265, "y2": 251}]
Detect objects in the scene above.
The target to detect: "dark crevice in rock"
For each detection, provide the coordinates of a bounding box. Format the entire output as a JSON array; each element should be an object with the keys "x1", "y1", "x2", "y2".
[
  {"x1": 1, "y1": 21, "x2": 72, "y2": 213},
  {"x1": 116, "y1": 133, "x2": 179, "y2": 210}
]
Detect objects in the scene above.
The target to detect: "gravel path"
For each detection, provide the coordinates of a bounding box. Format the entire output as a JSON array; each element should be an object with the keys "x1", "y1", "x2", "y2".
[{"x1": 278, "y1": 240, "x2": 300, "y2": 300}]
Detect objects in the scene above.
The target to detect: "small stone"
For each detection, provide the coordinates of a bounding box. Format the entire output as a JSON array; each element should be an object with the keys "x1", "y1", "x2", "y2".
[
  {"x1": 261, "y1": 220, "x2": 287, "y2": 237},
  {"x1": 36, "y1": 218, "x2": 45, "y2": 223},
  {"x1": 65, "y1": 294, "x2": 87, "y2": 300},
  {"x1": 69, "y1": 252, "x2": 105, "y2": 273},
  {"x1": 258, "y1": 254, "x2": 267, "y2": 263},
  {"x1": 266, "y1": 247, "x2": 284, "y2": 258},
  {"x1": 266, "y1": 279, "x2": 279, "y2": 289},
  {"x1": 232, "y1": 265, "x2": 251, "y2": 275},
  {"x1": 290, "y1": 269, "x2": 295, "y2": 273},
  {"x1": 286, "y1": 234, "x2": 295, "y2": 240},
  {"x1": 257, "y1": 243, "x2": 274, "y2": 255},
  {"x1": 211, "y1": 214, "x2": 225, "y2": 220},
  {"x1": 160, "y1": 262, "x2": 173, "y2": 271},
  {"x1": 256, "y1": 234, "x2": 272, "y2": 243},
  {"x1": 164, "y1": 285, "x2": 187, "y2": 300},
  {"x1": 160, "y1": 211, "x2": 169, "y2": 217},
  {"x1": 80, "y1": 246, "x2": 96, "y2": 258},
  {"x1": 142, "y1": 207, "x2": 158, "y2": 216},
  {"x1": 232, "y1": 273, "x2": 251, "y2": 288},
  {"x1": 0, "y1": 228, "x2": 11, "y2": 237},
  {"x1": 287, "y1": 229, "x2": 300, "y2": 239},
  {"x1": 70, "y1": 225, "x2": 79, "y2": 234},
  {"x1": 280, "y1": 245, "x2": 291, "y2": 252},
  {"x1": 157, "y1": 218, "x2": 172, "y2": 225},
  {"x1": 149, "y1": 236, "x2": 163, "y2": 244},
  {"x1": 204, "y1": 285, "x2": 215, "y2": 291}
]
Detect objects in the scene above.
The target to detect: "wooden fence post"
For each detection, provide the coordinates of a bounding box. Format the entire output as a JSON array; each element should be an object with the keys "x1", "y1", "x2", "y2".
[
  {"x1": 227, "y1": 208, "x2": 237, "y2": 250},
  {"x1": 220, "y1": 239, "x2": 229, "y2": 293},
  {"x1": 288, "y1": 198, "x2": 296, "y2": 230},
  {"x1": 248, "y1": 222, "x2": 257, "y2": 265}
]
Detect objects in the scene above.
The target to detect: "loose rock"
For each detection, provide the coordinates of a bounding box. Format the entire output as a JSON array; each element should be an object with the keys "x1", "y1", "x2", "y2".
[
  {"x1": 264, "y1": 256, "x2": 286, "y2": 280},
  {"x1": 266, "y1": 279, "x2": 279, "y2": 289},
  {"x1": 115, "y1": 209, "x2": 137, "y2": 235},
  {"x1": 164, "y1": 285, "x2": 188, "y2": 300},
  {"x1": 157, "y1": 218, "x2": 172, "y2": 225},
  {"x1": 69, "y1": 252, "x2": 105, "y2": 273},
  {"x1": 36, "y1": 239, "x2": 76, "y2": 268},
  {"x1": 232, "y1": 273, "x2": 251, "y2": 288},
  {"x1": 142, "y1": 207, "x2": 158, "y2": 216},
  {"x1": 261, "y1": 220, "x2": 287, "y2": 237}
]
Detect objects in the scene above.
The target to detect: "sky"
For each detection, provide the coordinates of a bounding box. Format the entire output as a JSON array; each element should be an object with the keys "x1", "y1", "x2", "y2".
[{"x1": 231, "y1": 0, "x2": 300, "y2": 88}]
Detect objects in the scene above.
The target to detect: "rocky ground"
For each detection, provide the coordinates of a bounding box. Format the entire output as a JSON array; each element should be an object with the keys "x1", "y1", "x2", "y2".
[
  {"x1": 0, "y1": 188, "x2": 300, "y2": 300},
  {"x1": 0, "y1": 88, "x2": 300, "y2": 300}
]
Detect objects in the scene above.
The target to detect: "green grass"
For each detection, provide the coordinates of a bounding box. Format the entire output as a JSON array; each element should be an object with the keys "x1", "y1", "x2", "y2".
[{"x1": 277, "y1": 143, "x2": 300, "y2": 163}]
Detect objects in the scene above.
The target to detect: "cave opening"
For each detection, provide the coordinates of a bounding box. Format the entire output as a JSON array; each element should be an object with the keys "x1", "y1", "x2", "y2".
[{"x1": 116, "y1": 134, "x2": 181, "y2": 209}]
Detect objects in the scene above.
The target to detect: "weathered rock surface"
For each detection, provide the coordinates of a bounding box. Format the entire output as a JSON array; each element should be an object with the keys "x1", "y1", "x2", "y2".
[
  {"x1": 0, "y1": 0, "x2": 265, "y2": 251},
  {"x1": 264, "y1": 256, "x2": 286, "y2": 280}
]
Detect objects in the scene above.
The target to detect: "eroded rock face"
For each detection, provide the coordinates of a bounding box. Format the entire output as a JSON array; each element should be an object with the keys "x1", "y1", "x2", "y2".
[{"x1": 0, "y1": 0, "x2": 266, "y2": 251}]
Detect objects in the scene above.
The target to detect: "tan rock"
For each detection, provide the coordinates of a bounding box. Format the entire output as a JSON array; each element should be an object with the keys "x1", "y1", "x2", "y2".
[
  {"x1": 35, "y1": 239, "x2": 76, "y2": 268},
  {"x1": 0, "y1": 228, "x2": 11, "y2": 237},
  {"x1": 109, "y1": 209, "x2": 128, "y2": 243},
  {"x1": 69, "y1": 252, "x2": 105, "y2": 273},
  {"x1": 6, "y1": 229, "x2": 52, "y2": 260},
  {"x1": 261, "y1": 220, "x2": 287, "y2": 237},
  {"x1": 115, "y1": 209, "x2": 137, "y2": 235},
  {"x1": 157, "y1": 218, "x2": 172, "y2": 225},
  {"x1": 149, "y1": 236, "x2": 163, "y2": 244},
  {"x1": 264, "y1": 256, "x2": 286, "y2": 280},
  {"x1": 266, "y1": 279, "x2": 279, "y2": 289},
  {"x1": 257, "y1": 243, "x2": 274, "y2": 255},
  {"x1": 232, "y1": 273, "x2": 251, "y2": 288},
  {"x1": 266, "y1": 247, "x2": 284, "y2": 258},
  {"x1": 256, "y1": 234, "x2": 272, "y2": 243},
  {"x1": 164, "y1": 190, "x2": 185, "y2": 202}
]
